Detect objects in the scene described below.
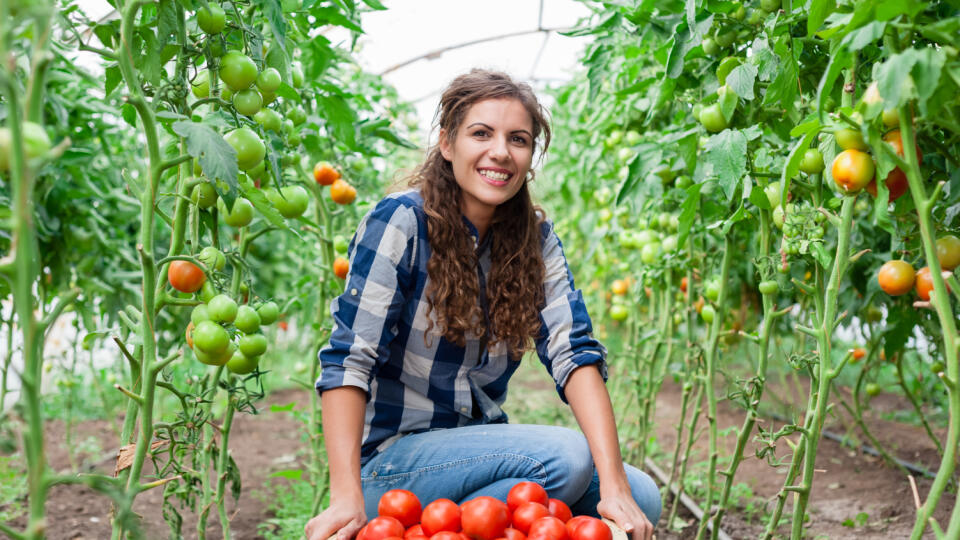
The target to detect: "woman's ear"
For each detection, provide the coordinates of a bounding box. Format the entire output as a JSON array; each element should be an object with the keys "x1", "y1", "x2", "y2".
[{"x1": 438, "y1": 129, "x2": 452, "y2": 161}]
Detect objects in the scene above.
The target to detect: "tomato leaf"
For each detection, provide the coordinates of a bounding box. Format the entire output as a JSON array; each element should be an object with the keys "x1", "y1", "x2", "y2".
[
  {"x1": 780, "y1": 127, "x2": 819, "y2": 203},
  {"x1": 239, "y1": 176, "x2": 286, "y2": 228},
  {"x1": 105, "y1": 65, "x2": 122, "y2": 97},
  {"x1": 807, "y1": 0, "x2": 834, "y2": 36},
  {"x1": 172, "y1": 121, "x2": 239, "y2": 203},
  {"x1": 676, "y1": 183, "x2": 702, "y2": 250},
  {"x1": 726, "y1": 64, "x2": 757, "y2": 100},
  {"x1": 157, "y1": 0, "x2": 178, "y2": 47},
  {"x1": 616, "y1": 144, "x2": 662, "y2": 204},
  {"x1": 316, "y1": 94, "x2": 358, "y2": 150},
  {"x1": 839, "y1": 21, "x2": 885, "y2": 51},
  {"x1": 269, "y1": 469, "x2": 304, "y2": 480},
  {"x1": 255, "y1": 0, "x2": 288, "y2": 54},
  {"x1": 665, "y1": 14, "x2": 712, "y2": 79},
  {"x1": 815, "y1": 47, "x2": 851, "y2": 123},
  {"x1": 704, "y1": 130, "x2": 747, "y2": 202}
]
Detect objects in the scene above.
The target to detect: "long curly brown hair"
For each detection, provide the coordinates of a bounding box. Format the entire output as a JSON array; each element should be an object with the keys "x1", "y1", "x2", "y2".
[{"x1": 408, "y1": 69, "x2": 552, "y2": 359}]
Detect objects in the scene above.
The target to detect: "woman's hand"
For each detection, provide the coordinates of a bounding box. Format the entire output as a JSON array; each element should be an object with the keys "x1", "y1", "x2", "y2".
[
  {"x1": 304, "y1": 497, "x2": 367, "y2": 540},
  {"x1": 597, "y1": 489, "x2": 654, "y2": 540}
]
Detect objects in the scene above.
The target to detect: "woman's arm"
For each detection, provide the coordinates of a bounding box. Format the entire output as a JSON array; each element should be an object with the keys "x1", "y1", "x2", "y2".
[
  {"x1": 304, "y1": 386, "x2": 368, "y2": 540},
  {"x1": 565, "y1": 365, "x2": 654, "y2": 540}
]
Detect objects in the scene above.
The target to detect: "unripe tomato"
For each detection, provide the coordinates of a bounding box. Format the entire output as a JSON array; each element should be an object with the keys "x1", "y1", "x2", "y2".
[
  {"x1": 192, "y1": 71, "x2": 210, "y2": 98},
  {"x1": 713, "y1": 27, "x2": 736, "y2": 48},
  {"x1": 254, "y1": 109, "x2": 283, "y2": 132},
  {"x1": 831, "y1": 149, "x2": 875, "y2": 194},
  {"x1": 705, "y1": 280, "x2": 721, "y2": 302},
  {"x1": 758, "y1": 280, "x2": 778, "y2": 295},
  {"x1": 191, "y1": 304, "x2": 211, "y2": 325},
  {"x1": 700, "y1": 304, "x2": 716, "y2": 323},
  {"x1": 234, "y1": 305, "x2": 261, "y2": 334},
  {"x1": 699, "y1": 103, "x2": 729, "y2": 133},
  {"x1": 333, "y1": 235, "x2": 350, "y2": 254},
  {"x1": 195, "y1": 341, "x2": 235, "y2": 366},
  {"x1": 226, "y1": 350, "x2": 259, "y2": 374},
  {"x1": 256, "y1": 67, "x2": 282, "y2": 93},
  {"x1": 835, "y1": 128, "x2": 867, "y2": 151},
  {"x1": 701, "y1": 37, "x2": 720, "y2": 56},
  {"x1": 764, "y1": 182, "x2": 782, "y2": 209},
  {"x1": 624, "y1": 130, "x2": 641, "y2": 145},
  {"x1": 314, "y1": 162, "x2": 341, "y2": 185},
  {"x1": 877, "y1": 260, "x2": 915, "y2": 296},
  {"x1": 865, "y1": 382, "x2": 881, "y2": 397},
  {"x1": 268, "y1": 185, "x2": 310, "y2": 218},
  {"x1": 192, "y1": 320, "x2": 230, "y2": 355},
  {"x1": 232, "y1": 89, "x2": 262, "y2": 116},
  {"x1": 772, "y1": 205, "x2": 785, "y2": 229},
  {"x1": 330, "y1": 179, "x2": 357, "y2": 205},
  {"x1": 610, "y1": 304, "x2": 628, "y2": 322},
  {"x1": 257, "y1": 301, "x2": 280, "y2": 325},
  {"x1": 225, "y1": 127, "x2": 265, "y2": 170},
  {"x1": 198, "y1": 246, "x2": 226, "y2": 271},
  {"x1": 238, "y1": 333, "x2": 268, "y2": 356},
  {"x1": 0, "y1": 122, "x2": 51, "y2": 172},
  {"x1": 882, "y1": 108, "x2": 900, "y2": 128},
  {"x1": 197, "y1": 4, "x2": 226, "y2": 34},
  {"x1": 640, "y1": 242, "x2": 660, "y2": 264},
  {"x1": 208, "y1": 294, "x2": 238, "y2": 323},
  {"x1": 799, "y1": 148, "x2": 825, "y2": 175},
  {"x1": 286, "y1": 106, "x2": 307, "y2": 126},
  {"x1": 168, "y1": 260, "x2": 206, "y2": 293},
  {"x1": 192, "y1": 181, "x2": 218, "y2": 208},
  {"x1": 333, "y1": 256, "x2": 349, "y2": 280},
  {"x1": 936, "y1": 235, "x2": 960, "y2": 271},
  {"x1": 219, "y1": 51, "x2": 258, "y2": 92},
  {"x1": 716, "y1": 56, "x2": 741, "y2": 86},
  {"x1": 199, "y1": 280, "x2": 217, "y2": 303},
  {"x1": 218, "y1": 197, "x2": 255, "y2": 227},
  {"x1": 291, "y1": 63, "x2": 304, "y2": 88},
  {"x1": 931, "y1": 361, "x2": 945, "y2": 374},
  {"x1": 760, "y1": 0, "x2": 780, "y2": 12}
]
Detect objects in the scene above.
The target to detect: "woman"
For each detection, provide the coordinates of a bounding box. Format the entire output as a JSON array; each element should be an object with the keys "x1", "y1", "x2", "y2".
[{"x1": 305, "y1": 70, "x2": 660, "y2": 540}]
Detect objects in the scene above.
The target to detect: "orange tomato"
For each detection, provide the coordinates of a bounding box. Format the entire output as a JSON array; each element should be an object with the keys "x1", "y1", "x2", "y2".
[
  {"x1": 185, "y1": 321, "x2": 195, "y2": 349},
  {"x1": 851, "y1": 347, "x2": 866, "y2": 361},
  {"x1": 611, "y1": 279, "x2": 628, "y2": 296},
  {"x1": 313, "y1": 161, "x2": 341, "y2": 186},
  {"x1": 333, "y1": 256, "x2": 349, "y2": 280},
  {"x1": 330, "y1": 179, "x2": 357, "y2": 205},
  {"x1": 680, "y1": 276, "x2": 688, "y2": 293},
  {"x1": 831, "y1": 149, "x2": 875, "y2": 194},
  {"x1": 914, "y1": 266, "x2": 947, "y2": 301},
  {"x1": 866, "y1": 130, "x2": 922, "y2": 201},
  {"x1": 877, "y1": 260, "x2": 915, "y2": 296}
]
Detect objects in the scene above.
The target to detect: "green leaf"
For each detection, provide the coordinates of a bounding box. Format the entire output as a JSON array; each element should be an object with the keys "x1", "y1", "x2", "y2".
[
  {"x1": 105, "y1": 65, "x2": 122, "y2": 96},
  {"x1": 809, "y1": 242, "x2": 831, "y2": 269},
  {"x1": 665, "y1": 15, "x2": 713, "y2": 79},
  {"x1": 93, "y1": 23, "x2": 116, "y2": 49},
  {"x1": 317, "y1": 94, "x2": 358, "y2": 149},
  {"x1": 275, "y1": 82, "x2": 300, "y2": 102},
  {"x1": 312, "y1": 6, "x2": 363, "y2": 33},
  {"x1": 704, "y1": 130, "x2": 747, "y2": 201},
  {"x1": 257, "y1": 0, "x2": 288, "y2": 54},
  {"x1": 616, "y1": 144, "x2": 662, "y2": 204},
  {"x1": 240, "y1": 176, "x2": 286, "y2": 227},
  {"x1": 265, "y1": 43, "x2": 291, "y2": 82},
  {"x1": 121, "y1": 103, "x2": 137, "y2": 127},
  {"x1": 586, "y1": 42, "x2": 613, "y2": 100},
  {"x1": 816, "y1": 48, "x2": 851, "y2": 123},
  {"x1": 157, "y1": 0, "x2": 178, "y2": 47},
  {"x1": 763, "y1": 39, "x2": 798, "y2": 110},
  {"x1": 840, "y1": 21, "x2": 885, "y2": 51},
  {"x1": 807, "y1": 0, "x2": 834, "y2": 35},
  {"x1": 136, "y1": 30, "x2": 162, "y2": 87},
  {"x1": 726, "y1": 64, "x2": 757, "y2": 100},
  {"x1": 781, "y1": 127, "x2": 819, "y2": 203},
  {"x1": 269, "y1": 469, "x2": 303, "y2": 480},
  {"x1": 269, "y1": 402, "x2": 297, "y2": 412},
  {"x1": 171, "y1": 120, "x2": 239, "y2": 195},
  {"x1": 676, "y1": 183, "x2": 702, "y2": 250},
  {"x1": 361, "y1": 0, "x2": 387, "y2": 8}
]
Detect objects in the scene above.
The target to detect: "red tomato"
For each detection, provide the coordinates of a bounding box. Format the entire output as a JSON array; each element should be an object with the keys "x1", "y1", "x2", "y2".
[
  {"x1": 527, "y1": 517, "x2": 568, "y2": 540},
  {"x1": 569, "y1": 518, "x2": 611, "y2": 540},
  {"x1": 430, "y1": 533, "x2": 463, "y2": 540},
  {"x1": 380, "y1": 489, "x2": 422, "y2": 528},
  {"x1": 461, "y1": 496, "x2": 511, "y2": 540},
  {"x1": 507, "y1": 482, "x2": 549, "y2": 514},
  {"x1": 503, "y1": 528, "x2": 526, "y2": 540},
  {"x1": 408, "y1": 537, "x2": 430, "y2": 540},
  {"x1": 422, "y1": 499, "x2": 461, "y2": 535},
  {"x1": 546, "y1": 500, "x2": 571, "y2": 523},
  {"x1": 565, "y1": 516, "x2": 591, "y2": 537},
  {"x1": 406, "y1": 525, "x2": 426, "y2": 538},
  {"x1": 512, "y1": 502, "x2": 551, "y2": 534},
  {"x1": 360, "y1": 517, "x2": 406, "y2": 540}
]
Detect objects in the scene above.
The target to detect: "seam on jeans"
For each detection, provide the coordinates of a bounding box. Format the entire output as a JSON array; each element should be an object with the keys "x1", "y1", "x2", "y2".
[{"x1": 361, "y1": 453, "x2": 547, "y2": 483}]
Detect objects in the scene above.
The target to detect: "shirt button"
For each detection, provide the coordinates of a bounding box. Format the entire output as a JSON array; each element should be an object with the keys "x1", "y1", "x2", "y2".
[
  {"x1": 350, "y1": 288, "x2": 358, "y2": 296},
  {"x1": 460, "y1": 407, "x2": 469, "y2": 413}
]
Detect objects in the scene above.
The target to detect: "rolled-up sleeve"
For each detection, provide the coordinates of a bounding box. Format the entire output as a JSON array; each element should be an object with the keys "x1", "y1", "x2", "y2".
[
  {"x1": 534, "y1": 220, "x2": 607, "y2": 403},
  {"x1": 316, "y1": 197, "x2": 419, "y2": 398}
]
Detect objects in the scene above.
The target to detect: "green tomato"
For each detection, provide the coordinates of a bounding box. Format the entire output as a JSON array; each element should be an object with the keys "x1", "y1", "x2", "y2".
[
  {"x1": 219, "y1": 51, "x2": 258, "y2": 92},
  {"x1": 716, "y1": 56, "x2": 742, "y2": 86},
  {"x1": 254, "y1": 109, "x2": 283, "y2": 132},
  {"x1": 199, "y1": 280, "x2": 217, "y2": 303},
  {"x1": 191, "y1": 304, "x2": 211, "y2": 325},
  {"x1": 218, "y1": 197, "x2": 255, "y2": 227},
  {"x1": 705, "y1": 280, "x2": 721, "y2": 302},
  {"x1": 198, "y1": 246, "x2": 226, "y2": 271},
  {"x1": 257, "y1": 301, "x2": 280, "y2": 325},
  {"x1": 610, "y1": 304, "x2": 629, "y2": 322},
  {"x1": 835, "y1": 128, "x2": 867, "y2": 151},
  {"x1": 700, "y1": 305, "x2": 716, "y2": 324},
  {"x1": 232, "y1": 89, "x2": 263, "y2": 116},
  {"x1": 234, "y1": 305, "x2": 261, "y2": 334},
  {"x1": 731, "y1": 3, "x2": 746, "y2": 20},
  {"x1": 246, "y1": 160, "x2": 266, "y2": 182},
  {"x1": 702, "y1": 37, "x2": 720, "y2": 56},
  {"x1": 256, "y1": 67, "x2": 282, "y2": 93},
  {"x1": 227, "y1": 350, "x2": 260, "y2": 374},
  {"x1": 931, "y1": 361, "x2": 945, "y2": 374},
  {"x1": 286, "y1": 130, "x2": 302, "y2": 147},
  {"x1": 287, "y1": 107, "x2": 307, "y2": 126},
  {"x1": 799, "y1": 148, "x2": 825, "y2": 174},
  {"x1": 882, "y1": 108, "x2": 900, "y2": 128},
  {"x1": 760, "y1": 0, "x2": 780, "y2": 12},
  {"x1": 662, "y1": 235, "x2": 679, "y2": 253},
  {"x1": 772, "y1": 205, "x2": 785, "y2": 229},
  {"x1": 196, "y1": 341, "x2": 234, "y2": 366},
  {"x1": 713, "y1": 27, "x2": 736, "y2": 48},
  {"x1": 192, "y1": 181, "x2": 218, "y2": 209},
  {"x1": 333, "y1": 235, "x2": 350, "y2": 254},
  {"x1": 605, "y1": 129, "x2": 623, "y2": 147},
  {"x1": 758, "y1": 280, "x2": 779, "y2": 295},
  {"x1": 197, "y1": 4, "x2": 226, "y2": 34},
  {"x1": 192, "y1": 71, "x2": 210, "y2": 98},
  {"x1": 675, "y1": 175, "x2": 693, "y2": 189},
  {"x1": 764, "y1": 183, "x2": 782, "y2": 209},
  {"x1": 624, "y1": 130, "x2": 641, "y2": 145},
  {"x1": 936, "y1": 235, "x2": 960, "y2": 271},
  {"x1": 699, "y1": 104, "x2": 729, "y2": 133},
  {"x1": 208, "y1": 294, "x2": 238, "y2": 324},
  {"x1": 865, "y1": 383, "x2": 881, "y2": 397},
  {"x1": 238, "y1": 333, "x2": 268, "y2": 357},
  {"x1": 641, "y1": 242, "x2": 660, "y2": 265},
  {"x1": 291, "y1": 63, "x2": 304, "y2": 88},
  {"x1": 224, "y1": 127, "x2": 265, "y2": 170},
  {"x1": 261, "y1": 91, "x2": 277, "y2": 105},
  {"x1": 269, "y1": 186, "x2": 310, "y2": 219},
  {"x1": 192, "y1": 320, "x2": 229, "y2": 355}
]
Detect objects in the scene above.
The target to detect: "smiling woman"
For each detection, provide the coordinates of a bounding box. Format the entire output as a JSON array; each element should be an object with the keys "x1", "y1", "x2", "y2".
[{"x1": 305, "y1": 69, "x2": 660, "y2": 540}]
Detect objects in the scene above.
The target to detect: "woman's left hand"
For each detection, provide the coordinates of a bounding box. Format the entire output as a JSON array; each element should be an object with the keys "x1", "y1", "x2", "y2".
[{"x1": 597, "y1": 489, "x2": 654, "y2": 540}]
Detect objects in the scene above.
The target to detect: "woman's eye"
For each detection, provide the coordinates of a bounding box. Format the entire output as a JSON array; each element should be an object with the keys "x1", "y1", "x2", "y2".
[
  {"x1": 512, "y1": 136, "x2": 529, "y2": 145},
  {"x1": 472, "y1": 129, "x2": 488, "y2": 137}
]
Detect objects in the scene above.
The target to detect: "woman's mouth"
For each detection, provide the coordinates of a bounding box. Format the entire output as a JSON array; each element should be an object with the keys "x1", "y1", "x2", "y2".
[{"x1": 478, "y1": 168, "x2": 512, "y2": 186}]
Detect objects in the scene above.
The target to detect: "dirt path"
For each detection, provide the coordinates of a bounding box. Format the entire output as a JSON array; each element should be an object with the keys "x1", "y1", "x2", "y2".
[{"x1": 5, "y1": 381, "x2": 955, "y2": 539}]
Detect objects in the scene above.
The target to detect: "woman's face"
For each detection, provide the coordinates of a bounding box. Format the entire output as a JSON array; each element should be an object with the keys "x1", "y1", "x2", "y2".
[{"x1": 439, "y1": 98, "x2": 535, "y2": 225}]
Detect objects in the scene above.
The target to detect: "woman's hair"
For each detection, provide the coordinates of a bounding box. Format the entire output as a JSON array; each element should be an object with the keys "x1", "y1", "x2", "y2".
[{"x1": 408, "y1": 69, "x2": 552, "y2": 359}]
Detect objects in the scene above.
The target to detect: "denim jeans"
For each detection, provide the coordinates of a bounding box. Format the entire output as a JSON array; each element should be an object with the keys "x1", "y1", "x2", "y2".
[{"x1": 359, "y1": 424, "x2": 662, "y2": 525}]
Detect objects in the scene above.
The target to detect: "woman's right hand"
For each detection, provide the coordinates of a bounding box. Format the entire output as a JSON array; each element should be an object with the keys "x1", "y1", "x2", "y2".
[{"x1": 304, "y1": 496, "x2": 367, "y2": 540}]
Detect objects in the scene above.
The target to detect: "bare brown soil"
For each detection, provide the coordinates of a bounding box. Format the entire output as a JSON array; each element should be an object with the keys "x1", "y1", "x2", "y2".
[{"x1": 5, "y1": 379, "x2": 956, "y2": 540}]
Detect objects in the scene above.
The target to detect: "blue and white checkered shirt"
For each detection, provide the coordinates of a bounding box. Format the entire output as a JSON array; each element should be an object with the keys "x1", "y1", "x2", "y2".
[{"x1": 316, "y1": 189, "x2": 607, "y2": 465}]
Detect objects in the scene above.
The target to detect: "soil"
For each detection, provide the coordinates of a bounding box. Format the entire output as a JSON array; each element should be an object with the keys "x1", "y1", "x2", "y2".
[{"x1": 5, "y1": 379, "x2": 955, "y2": 540}]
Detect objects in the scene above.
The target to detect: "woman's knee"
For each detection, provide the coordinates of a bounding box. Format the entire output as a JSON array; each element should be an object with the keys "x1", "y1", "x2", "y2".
[
  {"x1": 537, "y1": 426, "x2": 593, "y2": 502},
  {"x1": 625, "y1": 464, "x2": 662, "y2": 525}
]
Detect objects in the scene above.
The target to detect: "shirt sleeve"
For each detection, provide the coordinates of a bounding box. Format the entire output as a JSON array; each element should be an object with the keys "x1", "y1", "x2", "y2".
[
  {"x1": 534, "y1": 219, "x2": 608, "y2": 403},
  {"x1": 316, "y1": 197, "x2": 419, "y2": 398}
]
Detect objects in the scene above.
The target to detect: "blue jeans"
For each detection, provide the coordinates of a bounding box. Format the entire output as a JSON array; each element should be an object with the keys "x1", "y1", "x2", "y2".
[{"x1": 359, "y1": 424, "x2": 661, "y2": 525}]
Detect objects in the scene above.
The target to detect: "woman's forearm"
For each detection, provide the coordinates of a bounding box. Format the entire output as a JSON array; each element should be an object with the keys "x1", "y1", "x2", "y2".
[
  {"x1": 321, "y1": 386, "x2": 368, "y2": 503},
  {"x1": 565, "y1": 364, "x2": 631, "y2": 495}
]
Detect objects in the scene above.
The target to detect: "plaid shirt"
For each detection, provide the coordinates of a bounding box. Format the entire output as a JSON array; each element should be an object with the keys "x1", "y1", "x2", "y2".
[{"x1": 316, "y1": 189, "x2": 607, "y2": 465}]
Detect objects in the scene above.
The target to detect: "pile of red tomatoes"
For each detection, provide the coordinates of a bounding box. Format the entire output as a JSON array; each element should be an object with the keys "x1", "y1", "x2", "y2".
[{"x1": 357, "y1": 482, "x2": 614, "y2": 540}]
